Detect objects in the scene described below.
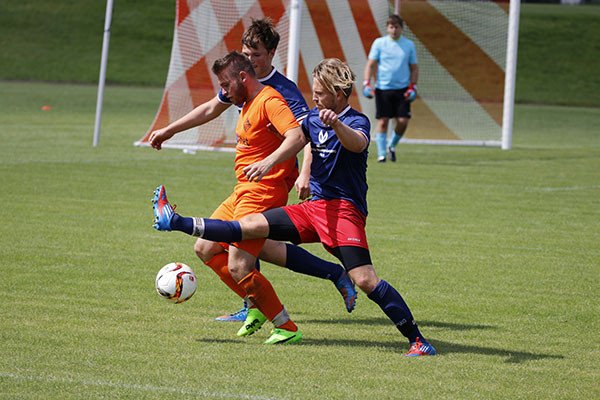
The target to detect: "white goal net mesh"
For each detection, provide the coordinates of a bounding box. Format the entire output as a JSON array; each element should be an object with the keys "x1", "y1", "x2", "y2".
[{"x1": 135, "y1": 0, "x2": 509, "y2": 150}]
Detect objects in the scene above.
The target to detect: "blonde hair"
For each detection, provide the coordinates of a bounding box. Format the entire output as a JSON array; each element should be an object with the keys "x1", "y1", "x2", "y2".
[{"x1": 312, "y1": 58, "x2": 355, "y2": 99}]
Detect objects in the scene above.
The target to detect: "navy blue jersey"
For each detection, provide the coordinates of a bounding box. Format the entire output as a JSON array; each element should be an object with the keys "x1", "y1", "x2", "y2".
[
  {"x1": 302, "y1": 105, "x2": 371, "y2": 216},
  {"x1": 218, "y1": 68, "x2": 309, "y2": 121}
]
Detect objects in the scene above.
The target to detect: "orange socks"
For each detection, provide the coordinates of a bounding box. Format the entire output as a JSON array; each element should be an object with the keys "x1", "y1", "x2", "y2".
[
  {"x1": 205, "y1": 252, "x2": 246, "y2": 299},
  {"x1": 238, "y1": 269, "x2": 297, "y2": 332}
]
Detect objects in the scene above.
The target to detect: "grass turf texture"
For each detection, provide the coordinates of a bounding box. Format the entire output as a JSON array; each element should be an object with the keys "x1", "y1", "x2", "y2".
[
  {"x1": 1, "y1": 81, "x2": 599, "y2": 399},
  {"x1": 1, "y1": 2, "x2": 599, "y2": 107}
]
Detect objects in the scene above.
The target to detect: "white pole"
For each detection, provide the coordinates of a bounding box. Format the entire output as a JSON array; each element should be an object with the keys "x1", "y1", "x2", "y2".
[
  {"x1": 395, "y1": 0, "x2": 401, "y2": 14},
  {"x1": 286, "y1": 0, "x2": 302, "y2": 83},
  {"x1": 93, "y1": 0, "x2": 114, "y2": 147},
  {"x1": 501, "y1": 0, "x2": 520, "y2": 150}
]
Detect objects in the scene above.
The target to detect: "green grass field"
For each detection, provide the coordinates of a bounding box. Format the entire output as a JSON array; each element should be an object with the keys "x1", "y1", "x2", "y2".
[
  {"x1": 1, "y1": 2, "x2": 600, "y2": 399},
  {"x1": 1, "y1": 80, "x2": 598, "y2": 399}
]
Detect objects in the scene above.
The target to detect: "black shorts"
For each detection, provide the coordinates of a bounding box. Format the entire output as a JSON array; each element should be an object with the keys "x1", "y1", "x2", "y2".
[{"x1": 375, "y1": 87, "x2": 412, "y2": 119}]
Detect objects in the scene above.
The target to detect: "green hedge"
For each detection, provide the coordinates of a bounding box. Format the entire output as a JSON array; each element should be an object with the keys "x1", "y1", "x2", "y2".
[{"x1": 1, "y1": 1, "x2": 598, "y2": 106}]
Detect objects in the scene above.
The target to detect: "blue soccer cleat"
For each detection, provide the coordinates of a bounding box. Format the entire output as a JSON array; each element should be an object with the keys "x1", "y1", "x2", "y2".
[
  {"x1": 405, "y1": 337, "x2": 437, "y2": 357},
  {"x1": 215, "y1": 304, "x2": 248, "y2": 322},
  {"x1": 152, "y1": 185, "x2": 175, "y2": 231},
  {"x1": 335, "y1": 270, "x2": 357, "y2": 313}
]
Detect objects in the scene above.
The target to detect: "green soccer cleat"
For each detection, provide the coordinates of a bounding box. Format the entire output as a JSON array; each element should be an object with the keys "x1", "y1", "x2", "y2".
[
  {"x1": 236, "y1": 308, "x2": 267, "y2": 337},
  {"x1": 263, "y1": 328, "x2": 302, "y2": 345}
]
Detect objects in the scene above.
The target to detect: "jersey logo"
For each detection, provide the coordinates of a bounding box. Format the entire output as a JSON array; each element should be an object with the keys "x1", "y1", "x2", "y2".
[
  {"x1": 318, "y1": 129, "x2": 328, "y2": 144},
  {"x1": 243, "y1": 118, "x2": 251, "y2": 132},
  {"x1": 237, "y1": 136, "x2": 249, "y2": 148}
]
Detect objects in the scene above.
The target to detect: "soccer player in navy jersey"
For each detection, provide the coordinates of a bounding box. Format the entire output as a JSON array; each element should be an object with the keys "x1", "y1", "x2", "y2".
[
  {"x1": 153, "y1": 58, "x2": 436, "y2": 356},
  {"x1": 148, "y1": 19, "x2": 356, "y2": 326}
]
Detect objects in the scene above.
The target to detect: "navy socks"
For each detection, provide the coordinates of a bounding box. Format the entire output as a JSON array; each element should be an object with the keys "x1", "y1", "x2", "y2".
[
  {"x1": 284, "y1": 243, "x2": 344, "y2": 282},
  {"x1": 170, "y1": 214, "x2": 194, "y2": 235},
  {"x1": 170, "y1": 215, "x2": 243, "y2": 243},
  {"x1": 368, "y1": 280, "x2": 423, "y2": 343}
]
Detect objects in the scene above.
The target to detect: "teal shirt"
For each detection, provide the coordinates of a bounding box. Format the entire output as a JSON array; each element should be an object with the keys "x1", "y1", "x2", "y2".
[{"x1": 368, "y1": 36, "x2": 417, "y2": 90}]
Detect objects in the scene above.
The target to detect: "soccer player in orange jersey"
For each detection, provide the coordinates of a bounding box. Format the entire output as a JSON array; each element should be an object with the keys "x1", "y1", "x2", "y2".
[{"x1": 155, "y1": 51, "x2": 304, "y2": 343}]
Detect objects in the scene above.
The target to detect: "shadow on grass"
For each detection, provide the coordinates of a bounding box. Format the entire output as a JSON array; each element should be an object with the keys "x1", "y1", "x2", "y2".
[
  {"x1": 196, "y1": 338, "x2": 246, "y2": 345},
  {"x1": 195, "y1": 318, "x2": 563, "y2": 363},
  {"x1": 299, "y1": 337, "x2": 563, "y2": 363},
  {"x1": 196, "y1": 337, "x2": 562, "y2": 363},
  {"x1": 428, "y1": 339, "x2": 564, "y2": 363},
  {"x1": 302, "y1": 317, "x2": 495, "y2": 331}
]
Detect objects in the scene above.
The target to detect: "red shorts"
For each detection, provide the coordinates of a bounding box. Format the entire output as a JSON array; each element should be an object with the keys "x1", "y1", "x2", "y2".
[
  {"x1": 281, "y1": 199, "x2": 369, "y2": 252},
  {"x1": 211, "y1": 180, "x2": 289, "y2": 257}
]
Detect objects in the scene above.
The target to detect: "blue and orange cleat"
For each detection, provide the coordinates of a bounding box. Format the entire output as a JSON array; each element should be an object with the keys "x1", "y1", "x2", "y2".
[
  {"x1": 215, "y1": 304, "x2": 248, "y2": 322},
  {"x1": 334, "y1": 270, "x2": 357, "y2": 313},
  {"x1": 152, "y1": 185, "x2": 175, "y2": 231},
  {"x1": 405, "y1": 337, "x2": 437, "y2": 357}
]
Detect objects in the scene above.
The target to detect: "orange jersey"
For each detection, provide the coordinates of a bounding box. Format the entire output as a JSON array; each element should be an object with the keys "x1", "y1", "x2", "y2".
[{"x1": 234, "y1": 86, "x2": 299, "y2": 185}]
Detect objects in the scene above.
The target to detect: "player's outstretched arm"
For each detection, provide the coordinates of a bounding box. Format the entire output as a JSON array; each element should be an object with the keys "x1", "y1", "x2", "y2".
[
  {"x1": 149, "y1": 97, "x2": 230, "y2": 150},
  {"x1": 243, "y1": 127, "x2": 306, "y2": 182}
]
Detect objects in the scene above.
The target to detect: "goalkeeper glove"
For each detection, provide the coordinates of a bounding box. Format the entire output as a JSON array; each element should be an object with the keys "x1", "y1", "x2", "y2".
[
  {"x1": 363, "y1": 80, "x2": 374, "y2": 99},
  {"x1": 404, "y1": 84, "x2": 417, "y2": 102}
]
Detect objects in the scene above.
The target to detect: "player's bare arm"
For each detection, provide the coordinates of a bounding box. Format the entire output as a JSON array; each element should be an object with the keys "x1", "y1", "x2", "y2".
[
  {"x1": 363, "y1": 58, "x2": 378, "y2": 85},
  {"x1": 243, "y1": 126, "x2": 306, "y2": 182},
  {"x1": 319, "y1": 109, "x2": 368, "y2": 153},
  {"x1": 409, "y1": 63, "x2": 419, "y2": 85},
  {"x1": 295, "y1": 143, "x2": 312, "y2": 200},
  {"x1": 149, "y1": 97, "x2": 230, "y2": 150}
]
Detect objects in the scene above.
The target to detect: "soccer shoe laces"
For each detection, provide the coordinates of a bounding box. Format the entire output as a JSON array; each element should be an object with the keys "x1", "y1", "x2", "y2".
[
  {"x1": 152, "y1": 185, "x2": 177, "y2": 231},
  {"x1": 405, "y1": 337, "x2": 436, "y2": 357}
]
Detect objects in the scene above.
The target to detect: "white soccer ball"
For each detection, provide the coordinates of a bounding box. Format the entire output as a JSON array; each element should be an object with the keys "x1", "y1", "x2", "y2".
[{"x1": 155, "y1": 262, "x2": 197, "y2": 303}]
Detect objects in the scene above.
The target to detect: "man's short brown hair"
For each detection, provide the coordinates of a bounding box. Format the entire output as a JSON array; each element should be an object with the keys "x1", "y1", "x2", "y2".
[
  {"x1": 387, "y1": 14, "x2": 404, "y2": 28},
  {"x1": 241, "y1": 18, "x2": 280, "y2": 53},
  {"x1": 212, "y1": 51, "x2": 255, "y2": 77}
]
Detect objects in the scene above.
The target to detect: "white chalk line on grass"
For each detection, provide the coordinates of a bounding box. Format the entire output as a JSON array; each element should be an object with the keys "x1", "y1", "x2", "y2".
[
  {"x1": 534, "y1": 185, "x2": 600, "y2": 192},
  {"x1": 0, "y1": 372, "x2": 283, "y2": 400}
]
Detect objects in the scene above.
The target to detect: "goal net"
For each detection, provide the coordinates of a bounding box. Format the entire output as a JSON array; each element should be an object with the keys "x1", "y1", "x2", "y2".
[
  {"x1": 135, "y1": 0, "x2": 510, "y2": 150},
  {"x1": 399, "y1": 0, "x2": 509, "y2": 146}
]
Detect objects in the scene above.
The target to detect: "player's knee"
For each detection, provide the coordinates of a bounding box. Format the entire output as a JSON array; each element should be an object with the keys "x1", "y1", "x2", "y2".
[
  {"x1": 354, "y1": 277, "x2": 378, "y2": 294},
  {"x1": 194, "y1": 239, "x2": 221, "y2": 262},
  {"x1": 227, "y1": 260, "x2": 255, "y2": 282},
  {"x1": 395, "y1": 118, "x2": 408, "y2": 132},
  {"x1": 239, "y1": 213, "x2": 269, "y2": 238},
  {"x1": 377, "y1": 119, "x2": 389, "y2": 131},
  {"x1": 349, "y1": 265, "x2": 379, "y2": 293}
]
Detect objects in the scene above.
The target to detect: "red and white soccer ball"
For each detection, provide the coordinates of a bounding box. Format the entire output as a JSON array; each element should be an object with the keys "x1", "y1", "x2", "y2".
[{"x1": 155, "y1": 262, "x2": 197, "y2": 304}]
